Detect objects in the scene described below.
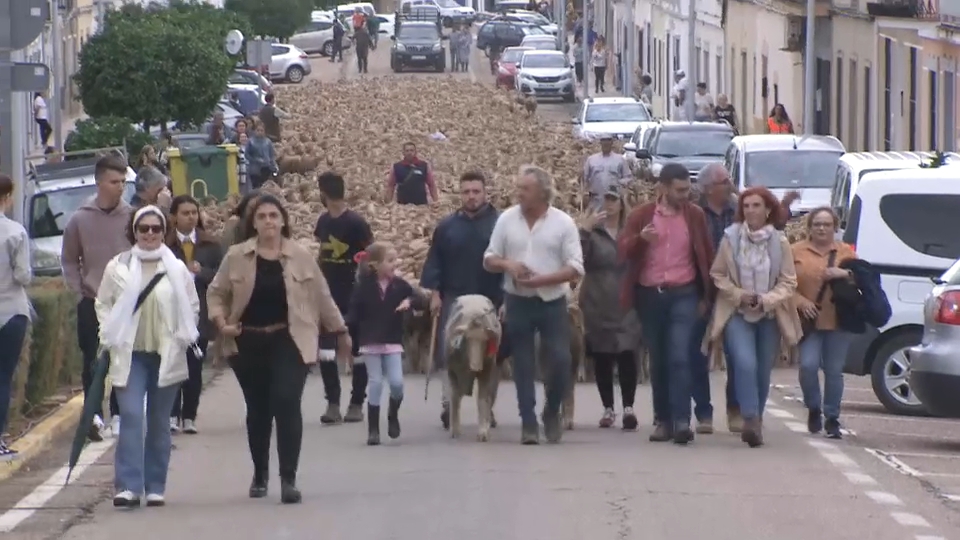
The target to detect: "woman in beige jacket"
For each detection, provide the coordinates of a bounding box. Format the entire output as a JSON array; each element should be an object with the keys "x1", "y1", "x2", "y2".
[{"x1": 704, "y1": 187, "x2": 802, "y2": 447}]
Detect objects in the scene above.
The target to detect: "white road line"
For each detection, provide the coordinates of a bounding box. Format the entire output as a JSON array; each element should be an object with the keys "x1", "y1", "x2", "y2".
[
  {"x1": 864, "y1": 491, "x2": 904, "y2": 505},
  {"x1": 940, "y1": 494, "x2": 960, "y2": 502},
  {"x1": 912, "y1": 472, "x2": 960, "y2": 478},
  {"x1": 780, "y1": 395, "x2": 804, "y2": 403},
  {"x1": 766, "y1": 408, "x2": 794, "y2": 419},
  {"x1": 866, "y1": 448, "x2": 924, "y2": 477},
  {"x1": 843, "y1": 471, "x2": 878, "y2": 486},
  {"x1": 820, "y1": 450, "x2": 860, "y2": 469},
  {"x1": 882, "y1": 451, "x2": 960, "y2": 460},
  {"x1": 842, "y1": 413, "x2": 960, "y2": 425},
  {"x1": 890, "y1": 512, "x2": 931, "y2": 528},
  {"x1": 0, "y1": 440, "x2": 115, "y2": 533},
  {"x1": 807, "y1": 439, "x2": 836, "y2": 450},
  {"x1": 915, "y1": 536, "x2": 946, "y2": 540},
  {"x1": 783, "y1": 421, "x2": 807, "y2": 433}
]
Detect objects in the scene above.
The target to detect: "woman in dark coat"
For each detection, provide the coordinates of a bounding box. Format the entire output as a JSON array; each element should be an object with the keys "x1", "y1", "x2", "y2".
[{"x1": 578, "y1": 186, "x2": 642, "y2": 431}]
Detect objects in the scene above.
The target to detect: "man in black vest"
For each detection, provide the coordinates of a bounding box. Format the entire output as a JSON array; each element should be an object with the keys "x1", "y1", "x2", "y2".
[{"x1": 385, "y1": 142, "x2": 438, "y2": 205}]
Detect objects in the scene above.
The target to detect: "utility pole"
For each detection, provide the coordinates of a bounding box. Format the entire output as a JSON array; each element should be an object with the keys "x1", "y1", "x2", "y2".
[
  {"x1": 558, "y1": 0, "x2": 566, "y2": 49},
  {"x1": 623, "y1": 0, "x2": 634, "y2": 98},
  {"x1": 683, "y1": 0, "x2": 696, "y2": 121},
  {"x1": 50, "y1": 0, "x2": 63, "y2": 151},
  {"x1": 802, "y1": 0, "x2": 816, "y2": 134},
  {"x1": 582, "y1": 9, "x2": 590, "y2": 100}
]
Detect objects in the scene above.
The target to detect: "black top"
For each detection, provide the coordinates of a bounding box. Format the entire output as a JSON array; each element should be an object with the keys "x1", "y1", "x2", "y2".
[
  {"x1": 314, "y1": 209, "x2": 373, "y2": 312},
  {"x1": 346, "y1": 274, "x2": 424, "y2": 346},
  {"x1": 241, "y1": 256, "x2": 288, "y2": 327},
  {"x1": 715, "y1": 105, "x2": 737, "y2": 128}
]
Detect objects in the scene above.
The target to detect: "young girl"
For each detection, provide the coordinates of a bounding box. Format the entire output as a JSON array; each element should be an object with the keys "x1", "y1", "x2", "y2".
[{"x1": 348, "y1": 242, "x2": 422, "y2": 445}]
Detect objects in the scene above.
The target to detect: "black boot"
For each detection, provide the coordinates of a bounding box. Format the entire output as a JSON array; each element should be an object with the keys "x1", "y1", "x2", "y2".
[
  {"x1": 249, "y1": 470, "x2": 268, "y2": 498},
  {"x1": 367, "y1": 405, "x2": 381, "y2": 446},
  {"x1": 280, "y1": 478, "x2": 301, "y2": 504},
  {"x1": 387, "y1": 397, "x2": 402, "y2": 439}
]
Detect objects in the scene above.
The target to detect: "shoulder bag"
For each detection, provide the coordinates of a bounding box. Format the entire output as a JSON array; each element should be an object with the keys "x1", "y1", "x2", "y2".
[{"x1": 800, "y1": 249, "x2": 836, "y2": 341}]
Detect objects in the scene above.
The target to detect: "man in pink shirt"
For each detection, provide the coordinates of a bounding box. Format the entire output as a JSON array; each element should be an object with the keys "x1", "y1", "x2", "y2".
[{"x1": 618, "y1": 163, "x2": 715, "y2": 444}]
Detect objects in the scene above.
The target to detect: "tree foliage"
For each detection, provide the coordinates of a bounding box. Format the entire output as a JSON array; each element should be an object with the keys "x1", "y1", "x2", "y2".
[
  {"x1": 225, "y1": 0, "x2": 313, "y2": 40},
  {"x1": 74, "y1": 1, "x2": 243, "y2": 131},
  {"x1": 64, "y1": 117, "x2": 156, "y2": 164}
]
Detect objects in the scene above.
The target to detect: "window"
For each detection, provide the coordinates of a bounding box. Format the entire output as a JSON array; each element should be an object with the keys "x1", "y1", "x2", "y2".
[
  {"x1": 716, "y1": 53, "x2": 722, "y2": 95},
  {"x1": 883, "y1": 38, "x2": 892, "y2": 151},
  {"x1": 30, "y1": 184, "x2": 136, "y2": 239},
  {"x1": 879, "y1": 194, "x2": 960, "y2": 260},
  {"x1": 849, "y1": 59, "x2": 858, "y2": 150},
  {"x1": 945, "y1": 72, "x2": 956, "y2": 152},
  {"x1": 695, "y1": 45, "x2": 701, "y2": 82},
  {"x1": 584, "y1": 103, "x2": 652, "y2": 122},
  {"x1": 638, "y1": 29, "x2": 644, "y2": 70},
  {"x1": 909, "y1": 47, "x2": 918, "y2": 150},
  {"x1": 743, "y1": 151, "x2": 843, "y2": 188},
  {"x1": 520, "y1": 53, "x2": 565, "y2": 68},
  {"x1": 930, "y1": 70, "x2": 938, "y2": 150},
  {"x1": 836, "y1": 60, "x2": 843, "y2": 141},
  {"x1": 645, "y1": 22, "x2": 652, "y2": 70},
  {"x1": 703, "y1": 49, "x2": 710, "y2": 90},
  {"x1": 673, "y1": 36, "x2": 681, "y2": 71},
  {"x1": 740, "y1": 51, "x2": 747, "y2": 122},
  {"x1": 271, "y1": 45, "x2": 287, "y2": 55},
  {"x1": 865, "y1": 65, "x2": 873, "y2": 151},
  {"x1": 752, "y1": 54, "x2": 757, "y2": 116},
  {"x1": 653, "y1": 130, "x2": 733, "y2": 158},
  {"x1": 665, "y1": 39, "x2": 671, "y2": 99},
  {"x1": 830, "y1": 164, "x2": 849, "y2": 213}
]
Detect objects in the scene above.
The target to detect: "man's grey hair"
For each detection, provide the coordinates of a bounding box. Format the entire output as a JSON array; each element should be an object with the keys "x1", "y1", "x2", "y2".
[
  {"x1": 698, "y1": 163, "x2": 728, "y2": 185},
  {"x1": 518, "y1": 164, "x2": 555, "y2": 202},
  {"x1": 135, "y1": 165, "x2": 167, "y2": 193}
]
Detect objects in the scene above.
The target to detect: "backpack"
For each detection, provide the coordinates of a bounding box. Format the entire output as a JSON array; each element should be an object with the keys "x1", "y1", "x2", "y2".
[{"x1": 833, "y1": 259, "x2": 892, "y2": 331}]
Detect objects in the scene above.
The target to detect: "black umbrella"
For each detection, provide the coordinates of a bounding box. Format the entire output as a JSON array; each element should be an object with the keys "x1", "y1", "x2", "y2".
[{"x1": 65, "y1": 349, "x2": 109, "y2": 485}]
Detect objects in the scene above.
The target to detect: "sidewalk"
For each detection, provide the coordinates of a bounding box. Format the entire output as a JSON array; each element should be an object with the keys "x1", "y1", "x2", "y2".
[{"x1": 27, "y1": 111, "x2": 86, "y2": 158}]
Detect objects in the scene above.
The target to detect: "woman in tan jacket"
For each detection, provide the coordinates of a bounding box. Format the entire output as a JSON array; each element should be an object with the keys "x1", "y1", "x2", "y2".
[
  {"x1": 207, "y1": 194, "x2": 350, "y2": 504},
  {"x1": 704, "y1": 187, "x2": 801, "y2": 447}
]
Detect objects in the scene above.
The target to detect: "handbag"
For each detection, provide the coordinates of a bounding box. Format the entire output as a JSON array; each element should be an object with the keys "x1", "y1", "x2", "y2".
[{"x1": 800, "y1": 250, "x2": 836, "y2": 340}]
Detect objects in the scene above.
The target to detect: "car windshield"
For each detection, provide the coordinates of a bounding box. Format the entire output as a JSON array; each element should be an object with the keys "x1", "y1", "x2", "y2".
[
  {"x1": 520, "y1": 25, "x2": 546, "y2": 35},
  {"x1": 399, "y1": 25, "x2": 438, "y2": 39},
  {"x1": 585, "y1": 103, "x2": 651, "y2": 123},
  {"x1": 526, "y1": 40, "x2": 554, "y2": 50},
  {"x1": 501, "y1": 48, "x2": 530, "y2": 63},
  {"x1": 654, "y1": 130, "x2": 731, "y2": 157},
  {"x1": 745, "y1": 151, "x2": 843, "y2": 188},
  {"x1": 437, "y1": 0, "x2": 460, "y2": 6},
  {"x1": 29, "y1": 183, "x2": 136, "y2": 239},
  {"x1": 522, "y1": 54, "x2": 564, "y2": 68},
  {"x1": 516, "y1": 12, "x2": 548, "y2": 24}
]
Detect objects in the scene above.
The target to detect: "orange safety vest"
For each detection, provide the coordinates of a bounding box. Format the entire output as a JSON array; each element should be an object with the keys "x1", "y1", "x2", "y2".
[
  {"x1": 352, "y1": 13, "x2": 366, "y2": 29},
  {"x1": 767, "y1": 117, "x2": 793, "y2": 134}
]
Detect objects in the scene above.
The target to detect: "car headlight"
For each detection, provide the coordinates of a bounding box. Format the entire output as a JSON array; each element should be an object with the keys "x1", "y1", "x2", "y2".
[
  {"x1": 432, "y1": 43, "x2": 442, "y2": 51},
  {"x1": 561, "y1": 71, "x2": 573, "y2": 79},
  {"x1": 32, "y1": 249, "x2": 61, "y2": 272},
  {"x1": 395, "y1": 43, "x2": 406, "y2": 51}
]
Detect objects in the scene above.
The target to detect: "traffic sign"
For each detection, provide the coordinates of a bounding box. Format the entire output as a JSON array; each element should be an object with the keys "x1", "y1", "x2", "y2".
[
  {"x1": 9, "y1": 62, "x2": 50, "y2": 92},
  {"x1": 0, "y1": 0, "x2": 50, "y2": 51}
]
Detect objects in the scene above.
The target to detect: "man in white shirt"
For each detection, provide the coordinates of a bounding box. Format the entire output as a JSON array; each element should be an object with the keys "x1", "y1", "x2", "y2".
[
  {"x1": 483, "y1": 165, "x2": 584, "y2": 445},
  {"x1": 582, "y1": 134, "x2": 631, "y2": 209},
  {"x1": 670, "y1": 70, "x2": 688, "y2": 121},
  {"x1": 693, "y1": 82, "x2": 715, "y2": 121}
]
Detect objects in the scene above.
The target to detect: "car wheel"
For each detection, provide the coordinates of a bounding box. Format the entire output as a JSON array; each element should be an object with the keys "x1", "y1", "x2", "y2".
[
  {"x1": 870, "y1": 328, "x2": 928, "y2": 416},
  {"x1": 322, "y1": 41, "x2": 333, "y2": 57},
  {"x1": 286, "y1": 65, "x2": 305, "y2": 83}
]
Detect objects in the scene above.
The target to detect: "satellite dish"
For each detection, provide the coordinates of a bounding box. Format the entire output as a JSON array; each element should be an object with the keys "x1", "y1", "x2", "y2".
[{"x1": 225, "y1": 29, "x2": 244, "y2": 55}]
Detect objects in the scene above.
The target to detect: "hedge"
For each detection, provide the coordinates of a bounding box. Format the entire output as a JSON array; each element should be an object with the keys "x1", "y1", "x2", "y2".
[{"x1": 8, "y1": 278, "x2": 83, "y2": 434}]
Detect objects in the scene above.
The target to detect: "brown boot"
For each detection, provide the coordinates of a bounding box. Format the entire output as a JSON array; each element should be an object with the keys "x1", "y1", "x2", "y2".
[
  {"x1": 727, "y1": 406, "x2": 744, "y2": 433},
  {"x1": 741, "y1": 417, "x2": 763, "y2": 448},
  {"x1": 648, "y1": 422, "x2": 672, "y2": 442}
]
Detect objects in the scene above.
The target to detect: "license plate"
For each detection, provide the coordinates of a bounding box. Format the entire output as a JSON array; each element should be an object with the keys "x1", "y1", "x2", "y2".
[{"x1": 412, "y1": 55, "x2": 427, "y2": 60}]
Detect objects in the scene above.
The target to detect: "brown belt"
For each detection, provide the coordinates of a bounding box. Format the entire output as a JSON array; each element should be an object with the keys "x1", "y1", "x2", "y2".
[{"x1": 242, "y1": 323, "x2": 288, "y2": 334}]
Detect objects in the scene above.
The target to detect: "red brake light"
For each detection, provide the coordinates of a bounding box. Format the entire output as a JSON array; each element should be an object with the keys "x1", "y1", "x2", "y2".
[{"x1": 935, "y1": 291, "x2": 960, "y2": 326}]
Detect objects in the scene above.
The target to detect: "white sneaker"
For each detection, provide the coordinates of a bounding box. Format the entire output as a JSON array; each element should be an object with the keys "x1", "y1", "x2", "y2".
[
  {"x1": 113, "y1": 490, "x2": 139, "y2": 507},
  {"x1": 110, "y1": 416, "x2": 120, "y2": 438},
  {"x1": 145, "y1": 493, "x2": 165, "y2": 507},
  {"x1": 182, "y1": 419, "x2": 198, "y2": 434},
  {"x1": 89, "y1": 415, "x2": 105, "y2": 441},
  {"x1": 169, "y1": 417, "x2": 181, "y2": 433}
]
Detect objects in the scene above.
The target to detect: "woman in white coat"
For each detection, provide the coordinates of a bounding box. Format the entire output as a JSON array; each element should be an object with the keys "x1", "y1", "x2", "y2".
[{"x1": 96, "y1": 205, "x2": 199, "y2": 508}]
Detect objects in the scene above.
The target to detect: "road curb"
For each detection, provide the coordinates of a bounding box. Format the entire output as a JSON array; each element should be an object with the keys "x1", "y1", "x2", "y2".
[{"x1": 0, "y1": 394, "x2": 84, "y2": 483}]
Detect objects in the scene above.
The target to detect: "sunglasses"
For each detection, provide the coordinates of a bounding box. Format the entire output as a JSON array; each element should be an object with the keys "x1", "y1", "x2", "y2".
[{"x1": 136, "y1": 224, "x2": 164, "y2": 235}]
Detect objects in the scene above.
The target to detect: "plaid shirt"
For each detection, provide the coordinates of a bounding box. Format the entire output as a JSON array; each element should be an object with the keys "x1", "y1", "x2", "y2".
[{"x1": 699, "y1": 196, "x2": 735, "y2": 253}]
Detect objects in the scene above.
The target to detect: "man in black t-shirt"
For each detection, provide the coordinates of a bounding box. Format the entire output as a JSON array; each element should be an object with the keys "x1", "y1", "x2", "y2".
[{"x1": 315, "y1": 172, "x2": 373, "y2": 424}]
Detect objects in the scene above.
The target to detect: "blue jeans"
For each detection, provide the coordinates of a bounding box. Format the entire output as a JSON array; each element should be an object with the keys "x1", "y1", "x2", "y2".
[
  {"x1": 504, "y1": 294, "x2": 571, "y2": 427},
  {"x1": 634, "y1": 285, "x2": 698, "y2": 427},
  {"x1": 798, "y1": 330, "x2": 853, "y2": 419},
  {"x1": 689, "y1": 315, "x2": 713, "y2": 421},
  {"x1": 723, "y1": 314, "x2": 780, "y2": 420},
  {"x1": 364, "y1": 352, "x2": 403, "y2": 407},
  {"x1": 0, "y1": 315, "x2": 29, "y2": 437},
  {"x1": 114, "y1": 352, "x2": 180, "y2": 495}
]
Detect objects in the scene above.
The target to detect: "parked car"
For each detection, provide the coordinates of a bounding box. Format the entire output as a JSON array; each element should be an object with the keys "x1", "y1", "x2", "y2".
[
  {"x1": 225, "y1": 85, "x2": 266, "y2": 116},
  {"x1": 636, "y1": 121, "x2": 734, "y2": 181},
  {"x1": 495, "y1": 10, "x2": 558, "y2": 34},
  {"x1": 391, "y1": 19, "x2": 446, "y2": 72},
  {"x1": 269, "y1": 43, "x2": 312, "y2": 83},
  {"x1": 910, "y1": 256, "x2": 960, "y2": 418},
  {"x1": 622, "y1": 120, "x2": 660, "y2": 172},
  {"x1": 476, "y1": 20, "x2": 546, "y2": 56},
  {"x1": 520, "y1": 34, "x2": 559, "y2": 50},
  {"x1": 494, "y1": 46, "x2": 533, "y2": 89},
  {"x1": 572, "y1": 96, "x2": 652, "y2": 141},
  {"x1": 290, "y1": 19, "x2": 354, "y2": 57},
  {"x1": 514, "y1": 50, "x2": 574, "y2": 101},
  {"x1": 400, "y1": 0, "x2": 475, "y2": 27},
  {"x1": 228, "y1": 69, "x2": 273, "y2": 94}
]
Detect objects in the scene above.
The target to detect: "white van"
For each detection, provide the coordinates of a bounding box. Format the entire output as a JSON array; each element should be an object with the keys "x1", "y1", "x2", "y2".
[
  {"x1": 841, "y1": 168, "x2": 960, "y2": 415},
  {"x1": 400, "y1": 0, "x2": 476, "y2": 26},
  {"x1": 830, "y1": 151, "x2": 960, "y2": 229},
  {"x1": 724, "y1": 134, "x2": 845, "y2": 215}
]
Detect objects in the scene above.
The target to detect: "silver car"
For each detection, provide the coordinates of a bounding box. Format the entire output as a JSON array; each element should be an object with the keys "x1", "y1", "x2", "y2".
[
  {"x1": 269, "y1": 43, "x2": 313, "y2": 83},
  {"x1": 514, "y1": 50, "x2": 575, "y2": 101},
  {"x1": 909, "y1": 257, "x2": 960, "y2": 417},
  {"x1": 289, "y1": 19, "x2": 353, "y2": 57}
]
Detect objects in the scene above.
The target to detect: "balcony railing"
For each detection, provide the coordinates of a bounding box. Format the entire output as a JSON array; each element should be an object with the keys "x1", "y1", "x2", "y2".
[{"x1": 866, "y1": 0, "x2": 940, "y2": 20}]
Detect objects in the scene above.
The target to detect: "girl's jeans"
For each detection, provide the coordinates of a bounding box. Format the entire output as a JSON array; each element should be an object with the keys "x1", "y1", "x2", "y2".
[
  {"x1": 114, "y1": 352, "x2": 180, "y2": 496},
  {"x1": 723, "y1": 314, "x2": 781, "y2": 420},
  {"x1": 364, "y1": 353, "x2": 403, "y2": 407},
  {"x1": 798, "y1": 330, "x2": 854, "y2": 419},
  {"x1": 0, "y1": 315, "x2": 29, "y2": 437}
]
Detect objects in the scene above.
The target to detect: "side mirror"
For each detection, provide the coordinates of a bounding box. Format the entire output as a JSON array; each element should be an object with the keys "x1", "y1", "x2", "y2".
[
  {"x1": 623, "y1": 142, "x2": 636, "y2": 153},
  {"x1": 635, "y1": 148, "x2": 652, "y2": 160},
  {"x1": 570, "y1": 117, "x2": 580, "y2": 124}
]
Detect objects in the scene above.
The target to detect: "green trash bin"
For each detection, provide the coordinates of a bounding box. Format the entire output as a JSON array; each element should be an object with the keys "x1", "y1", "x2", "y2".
[{"x1": 168, "y1": 144, "x2": 240, "y2": 202}]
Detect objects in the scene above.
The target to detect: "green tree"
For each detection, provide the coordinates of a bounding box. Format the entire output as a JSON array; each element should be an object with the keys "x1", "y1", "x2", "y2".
[
  {"x1": 74, "y1": 3, "x2": 241, "y2": 131},
  {"x1": 225, "y1": 0, "x2": 313, "y2": 40},
  {"x1": 64, "y1": 117, "x2": 156, "y2": 164}
]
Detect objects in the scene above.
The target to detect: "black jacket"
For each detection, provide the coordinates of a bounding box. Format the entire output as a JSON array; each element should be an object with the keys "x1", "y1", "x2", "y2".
[
  {"x1": 347, "y1": 273, "x2": 425, "y2": 346},
  {"x1": 166, "y1": 229, "x2": 223, "y2": 340},
  {"x1": 831, "y1": 258, "x2": 892, "y2": 334},
  {"x1": 419, "y1": 203, "x2": 503, "y2": 308}
]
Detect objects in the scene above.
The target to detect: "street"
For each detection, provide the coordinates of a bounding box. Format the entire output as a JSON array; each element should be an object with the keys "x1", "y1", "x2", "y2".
[{"x1": 4, "y1": 35, "x2": 960, "y2": 540}]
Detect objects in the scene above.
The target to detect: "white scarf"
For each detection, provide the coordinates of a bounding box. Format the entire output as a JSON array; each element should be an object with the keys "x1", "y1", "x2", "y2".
[
  {"x1": 101, "y1": 207, "x2": 198, "y2": 351},
  {"x1": 737, "y1": 224, "x2": 774, "y2": 322}
]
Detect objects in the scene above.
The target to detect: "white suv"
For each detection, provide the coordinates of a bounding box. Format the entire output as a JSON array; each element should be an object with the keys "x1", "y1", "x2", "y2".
[
  {"x1": 573, "y1": 97, "x2": 653, "y2": 141},
  {"x1": 401, "y1": 0, "x2": 475, "y2": 27}
]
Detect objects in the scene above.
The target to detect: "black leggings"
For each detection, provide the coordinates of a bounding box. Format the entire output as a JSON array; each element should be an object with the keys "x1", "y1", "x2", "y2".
[
  {"x1": 172, "y1": 338, "x2": 207, "y2": 421},
  {"x1": 594, "y1": 351, "x2": 637, "y2": 409},
  {"x1": 231, "y1": 331, "x2": 308, "y2": 483},
  {"x1": 594, "y1": 66, "x2": 606, "y2": 93}
]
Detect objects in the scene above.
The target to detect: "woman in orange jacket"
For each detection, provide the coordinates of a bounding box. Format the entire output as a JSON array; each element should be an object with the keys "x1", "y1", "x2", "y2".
[{"x1": 766, "y1": 103, "x2": 795, "y2": 134}]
